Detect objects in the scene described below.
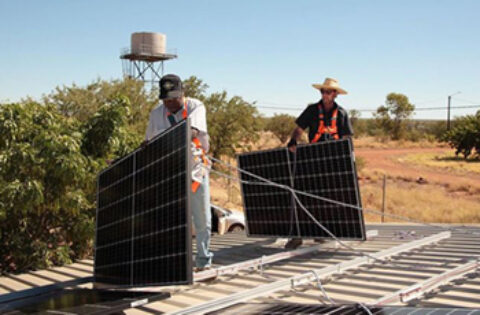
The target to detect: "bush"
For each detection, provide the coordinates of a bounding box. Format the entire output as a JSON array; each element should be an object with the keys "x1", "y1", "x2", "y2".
[
  {"x1": 206, "y1": 92, "x2": 262, "y2": 158},
  {"x1": 442, "y1": 112, "x2": 480, "y2": 159},
  {"x1": 264, "y1": 114, "x2": 296, "y2": 144},
  {"x1": 0, "y1": 94, "x2": 141, "y2": 273},
  {"x1": 183, "y1": 76, "x2": 263, "y2": 159},
  {"x1": 0, "y1": 102, "x2": 92, "y2": 272}
]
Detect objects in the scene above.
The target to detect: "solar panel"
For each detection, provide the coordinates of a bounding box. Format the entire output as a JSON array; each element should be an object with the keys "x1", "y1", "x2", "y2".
[
  {"x1": 208, "y1": 303, "x2": 480, "y2": 315},
  {"x1": 237, "y1": 138, "x2": 365, "y2": 240},
  {"x1": 95, "y1": 119, "x2": 192, "y2": 286},
  {"x1": 0, "y1": 289, "x2": 170, "y2": 315}
]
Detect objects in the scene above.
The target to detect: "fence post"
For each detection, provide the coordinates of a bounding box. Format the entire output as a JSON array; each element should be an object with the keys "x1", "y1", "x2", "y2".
[{"x1": 381, "y1": 175, "x2": 386, "y2": 223}]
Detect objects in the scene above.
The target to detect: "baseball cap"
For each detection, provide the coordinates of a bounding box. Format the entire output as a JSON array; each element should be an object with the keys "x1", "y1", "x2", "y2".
[{"x1": 159, "y1": 74, "x2": 183, "y2": 99}]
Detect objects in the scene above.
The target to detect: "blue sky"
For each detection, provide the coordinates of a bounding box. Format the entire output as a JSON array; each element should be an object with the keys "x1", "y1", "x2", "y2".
[{"x1": 1, "y1": 0, "x2": 479, "y2": 119}]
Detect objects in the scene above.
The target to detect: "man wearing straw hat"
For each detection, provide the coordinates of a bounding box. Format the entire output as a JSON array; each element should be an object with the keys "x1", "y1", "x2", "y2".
[{"x1": 285, "y1": 77, "x2": 353, "y2": 249}]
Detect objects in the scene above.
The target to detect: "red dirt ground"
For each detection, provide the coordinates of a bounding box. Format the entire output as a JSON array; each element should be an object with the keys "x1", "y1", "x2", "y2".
[{"x1": 355, "y1": 147, "x2": 480, "y2": 190}]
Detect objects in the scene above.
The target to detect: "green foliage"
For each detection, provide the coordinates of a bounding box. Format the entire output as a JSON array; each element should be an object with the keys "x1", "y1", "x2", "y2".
[
  {"x1": 183, "y1": 76, "x2": 262, "y2": 159},
  {"x1": 0, "y1": 78, "x2": 145, "y2": 273},
  {"x1": 183, "y1": 76, "x2": 208, "y2": 101},
  {"x1": 206, "y1": 92, "x2": 262, "y2": 158},
  {"x1": 374, "y1": 93, "x2": 415, "y2": 140},
  {"x1": 442, "y1": 112, "x2": 480, "y2": 159},
  {"x1": 264, "y1": 114, "x2": 297, "y2": 143},
  {"x1": 0, "y1": 102, "x2": 92, "y2": 272},
  {"x1": 81, "y1": 96, "x2": 141, "y2": 159},
  {"x1": 43, "y1": 78, "x2": 157, "y2": 135}
]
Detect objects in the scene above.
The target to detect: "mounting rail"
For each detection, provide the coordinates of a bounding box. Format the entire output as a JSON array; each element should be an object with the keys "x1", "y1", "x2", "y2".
[{"x1": 170, "y1": 231, "x2": 451, "y2": 314}]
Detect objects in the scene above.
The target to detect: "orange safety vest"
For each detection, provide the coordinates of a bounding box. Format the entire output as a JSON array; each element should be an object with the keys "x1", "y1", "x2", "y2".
[
  {"x1": 311, "y1": 105, "x2": 339, "y2": 143},
  {"x1": 166, "y1": 100, "x2": 208, "y2": 193}
]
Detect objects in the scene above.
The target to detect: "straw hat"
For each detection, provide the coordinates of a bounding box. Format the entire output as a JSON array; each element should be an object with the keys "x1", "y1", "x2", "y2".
[{"x1": 312, "y1": 78, "x2": 348, "y2": 95}]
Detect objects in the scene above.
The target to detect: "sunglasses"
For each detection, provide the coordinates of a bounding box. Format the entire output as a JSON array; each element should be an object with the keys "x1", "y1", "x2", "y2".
[{"x1": 321, "y1": 89, "x2": 336, "y2": 95}]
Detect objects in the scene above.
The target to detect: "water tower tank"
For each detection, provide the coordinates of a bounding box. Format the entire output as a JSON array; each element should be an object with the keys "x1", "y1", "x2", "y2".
[{"x1": 131, "y1": 32, "x2": 166, "y2": 55}]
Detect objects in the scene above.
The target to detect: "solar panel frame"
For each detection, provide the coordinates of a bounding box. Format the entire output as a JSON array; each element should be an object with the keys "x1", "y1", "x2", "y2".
[
  {"x1": 237, "y1": 138, "x2": 365, "y2": 240},
  {"x1": 94, "y1": 119, "x2": 193, "y2": 287}
]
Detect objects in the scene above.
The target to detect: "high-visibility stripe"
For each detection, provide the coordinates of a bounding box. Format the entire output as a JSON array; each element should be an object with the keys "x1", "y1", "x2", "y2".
[{"x1": 191, "y1": 181, "x2": 201, "y2": 193}]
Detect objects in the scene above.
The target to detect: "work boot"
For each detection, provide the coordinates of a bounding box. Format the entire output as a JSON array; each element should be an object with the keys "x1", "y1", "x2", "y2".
[{"x1": 285, "y1": 238, "x2": 303, "y2": 249}]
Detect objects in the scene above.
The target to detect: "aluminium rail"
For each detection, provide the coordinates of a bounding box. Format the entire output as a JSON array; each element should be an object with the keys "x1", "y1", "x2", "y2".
[
  {"x1": 195, "y1": 230, "x2": 379, "y2": 282},
  {"x1": 169, "y1": 231, "x2": 451, "y2": 314},
  {"x1": 373, "y1": 258, "x2": 480, "y2": 305}
]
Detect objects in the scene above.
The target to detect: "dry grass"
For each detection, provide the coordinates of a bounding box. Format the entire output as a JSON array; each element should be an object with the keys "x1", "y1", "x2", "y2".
[
  {"x1": 353, "y1": 136, "x2": 447, "y2": 149},
  {"x1": 398, "y1": 152, "x2": 480, "y2": 175},
  {"x1": 361, "y1": 181, "x2": 480, "y2": 223}
]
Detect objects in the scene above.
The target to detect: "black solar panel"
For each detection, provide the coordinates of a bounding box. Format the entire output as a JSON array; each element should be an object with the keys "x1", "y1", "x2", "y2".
[
  {"x1": 237, "y1": 139, "x2": 365, "y2": 240},
  {"x1": 95, "y1": 119, "x2": 192, "y2": 286},
  {"x1": 208, "y1": 303, "x2": 480, "y2": 315},
  {"x1": 0, "y1": 289, "x2": 170, "y2": 315}
]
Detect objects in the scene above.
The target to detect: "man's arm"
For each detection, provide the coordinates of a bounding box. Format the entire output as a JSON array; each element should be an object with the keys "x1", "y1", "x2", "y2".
[{"x1": 287, "y1": 126, "x2": 304, "y2": 153}]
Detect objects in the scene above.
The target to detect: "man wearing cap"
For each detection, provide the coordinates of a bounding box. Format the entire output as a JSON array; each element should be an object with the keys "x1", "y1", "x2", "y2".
[
  {"x1": 145, "y1": 74, "x2": 213, "y2": 271},
  {"x1": 285, "y1": 77, "x2": 353, "y2": 249}
]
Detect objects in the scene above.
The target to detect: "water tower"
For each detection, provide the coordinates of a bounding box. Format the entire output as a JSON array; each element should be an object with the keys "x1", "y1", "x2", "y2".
[{"x1": 120, "y1": 32, "x2": 177, "y2": 86}]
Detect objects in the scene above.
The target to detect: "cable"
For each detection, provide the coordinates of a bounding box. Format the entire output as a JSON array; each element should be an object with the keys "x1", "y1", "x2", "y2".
[
  {"x1": 254, "y1": 104, "x2": 480, "y2": 112},
  {"x1": 309, "y1": 270, "x2": 336, "y2": 304},
  {"x1": 357, "y1": 303, "x2": 374, "y2": 315}
]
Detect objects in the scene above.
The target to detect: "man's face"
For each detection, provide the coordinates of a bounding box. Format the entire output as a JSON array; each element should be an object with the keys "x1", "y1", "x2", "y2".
[
  {"x1": 163, "y1": 97, "x2": 183, "y2": 113},
  {"x1": 321, "y1": 89, "x2": 338, "y2": 103}
]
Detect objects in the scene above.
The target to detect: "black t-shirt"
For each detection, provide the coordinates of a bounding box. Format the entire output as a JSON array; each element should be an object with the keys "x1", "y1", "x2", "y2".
[{"x1": 296, "y1": 101, "x2": 353, "y2": 142}]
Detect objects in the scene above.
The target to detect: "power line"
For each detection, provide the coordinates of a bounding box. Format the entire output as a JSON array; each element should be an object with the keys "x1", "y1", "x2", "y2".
[{"x1": 255, "y1": 104, "x2": 480, "y2": 112}]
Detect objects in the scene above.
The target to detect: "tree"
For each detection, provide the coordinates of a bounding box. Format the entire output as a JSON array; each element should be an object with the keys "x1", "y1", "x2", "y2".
[
  {"x1": 81, "y1": 95, "x2": 141, "y2": 159},
  {"x1": 374, "y1": 93, "x2": 415, "y2": 140},
  {"x1": 43, "y1": 78, "x2": 158, "y2": 135},
  {"x1": 0, "y1": 94, "x2": 141, "y2": 273},
  {"x1": 265, "y1": 114, "x2": 297, "y2": 143},
  {"x1": 206, "y1": 92, "x2": 262, "y2": 159},
  {"x1": 443, "y1": 111, "x2": 480, "y2": 159},
  {"x1": 182, "y1": 76, "x2": 262, "y2": 159},
  {"x1": 183, "y1": 76, "x2": 208, "y2": 101},
  {"x1": 0, "y1": 102, "x2": 92, "y2": 272}
]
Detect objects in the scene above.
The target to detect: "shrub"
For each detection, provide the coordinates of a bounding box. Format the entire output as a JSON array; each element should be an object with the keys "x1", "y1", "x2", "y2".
[
  {"x1": 264, "y1": 114, "x2": 297, "y2": 144},
  {"x1": 442, "y1": 112, "x2": 480, "y2": 159}
]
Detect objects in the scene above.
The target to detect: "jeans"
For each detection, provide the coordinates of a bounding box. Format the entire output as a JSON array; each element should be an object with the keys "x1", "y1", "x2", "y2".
[{"x1": 191, "y1": 174, "x2": 213, "y2": 268}]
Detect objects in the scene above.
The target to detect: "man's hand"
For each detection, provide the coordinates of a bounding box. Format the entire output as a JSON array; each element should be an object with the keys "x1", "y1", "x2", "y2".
[
  {"x1": 287, "y1": 126, "x2": 303, "y2": 153},
  {"x1": 287, "y1": 138, "x2": 297, "y2": 153}
]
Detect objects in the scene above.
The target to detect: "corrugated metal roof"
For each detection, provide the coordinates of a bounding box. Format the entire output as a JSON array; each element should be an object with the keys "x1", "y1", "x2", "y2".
[{"x1": 1, "y1": 224, "x2": 479, "y2": 314}]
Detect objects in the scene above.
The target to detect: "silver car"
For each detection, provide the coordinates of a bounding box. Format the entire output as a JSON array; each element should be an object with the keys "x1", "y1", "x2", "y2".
[{"x1": 211, "y1": 204, "x2": 245, "y2": 235}]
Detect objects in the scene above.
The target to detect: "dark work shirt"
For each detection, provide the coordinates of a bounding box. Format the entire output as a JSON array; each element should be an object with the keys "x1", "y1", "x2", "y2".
[{"x1": 296, "y1": 100, "x2": 353, "y2": 142}]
